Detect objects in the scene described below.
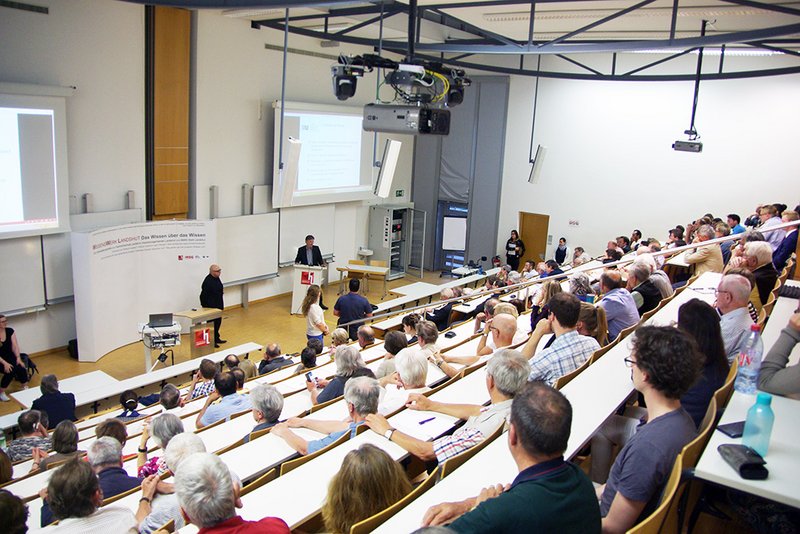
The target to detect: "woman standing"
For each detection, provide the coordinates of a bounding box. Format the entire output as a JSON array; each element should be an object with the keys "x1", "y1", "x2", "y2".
[
  {"x1": 0, "y1": 315, "x2": 29, "y2": 402},
  {"x1": 302, "y1": 284, "x2": 329, "y2": 343},
  {"x1": 505, "y1": 230, "x2": 525, "y2": 271}
]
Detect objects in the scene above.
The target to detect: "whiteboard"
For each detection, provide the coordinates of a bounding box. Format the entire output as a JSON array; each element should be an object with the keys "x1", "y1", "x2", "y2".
[
  {"x1": 443, "y1": 217, "x2": 467, "y2": 250},
  {"x1": 0, "y1": 237, "x2": 45, "y2": 313},
  {"x1": 215, "y1": 213, "x2": 279, "y2": 284},
  {"x1": 42, "y1": 209, "x2": 143, "y2": 302},
  {"x1": 278, "y1": 205, "x2": 336, "y2": 265}
]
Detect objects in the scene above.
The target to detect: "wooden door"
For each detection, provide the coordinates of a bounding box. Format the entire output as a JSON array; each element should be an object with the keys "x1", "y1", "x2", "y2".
[{"x1": 518, "y1": 212, "x2": 550, "y2": 264}]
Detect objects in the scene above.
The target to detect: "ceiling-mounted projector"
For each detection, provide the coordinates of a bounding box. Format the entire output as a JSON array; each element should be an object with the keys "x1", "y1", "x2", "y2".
[
  {"x1": 363, "y1": 104, "x2": 450, "y2": 135},
  {"x1": 672, "y1": 140, "x2": 703, "y2": 153}
]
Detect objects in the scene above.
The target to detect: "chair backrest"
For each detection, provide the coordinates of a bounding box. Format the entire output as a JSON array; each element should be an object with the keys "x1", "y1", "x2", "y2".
[
  {"x1": 714, "y1": 359, "x2": 738, "y2": 409},
  {"x1": 309, "y1": 394, "x2": 343, "y2": 414},
  {"x1": 240, "y1": 467, "x2": 277, "y2": 496},
  {"x1": 439, "y1": 424, "x2": 504, "y2": 479},
  {"x1": 349, "y1": 466, "x2": 442, "y2": 534},
  {"x1": 756, "y1": 307, "x2": 767, "y2": 328},
  {"x1": 279, "y1": 429, "x2": 352, "y2": 476},
  {"x1": 618, "y1": 323, "x2": 638, "y2": 341},
  {"x1": 101, "y1": 482, "x2": 143, "y2": 506},
  {"x1": 681, "y1": 398, "x2": 717, "y2": 469},
  {"x1": 215, "y1": 436, "x2": 245, "y2": 455},
  {"x1": 371, "y1": 260, "x2": 387, "y2": 267},
  {"x1": 554, "y1": 359, "x2": 590, "y2": 390},
  {"x1": 590, "y1": 337, "x2": 619, "y2": 365},
  {"x1": 762, "y1": 293, "x2": 776, "y2": 317},
  {"x1": 350, "y1": 259, "x2": 366, "y2": 265},
  {"x1": 156, "y1": 518, "x2": 176, "y2": 533},
  {"x1": 626, "y1": 454, "x2": 683, "y2": 534}
]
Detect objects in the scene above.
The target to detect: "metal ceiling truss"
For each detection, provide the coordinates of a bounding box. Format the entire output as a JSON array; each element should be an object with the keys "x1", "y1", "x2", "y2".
[{"x1": 248, "y1": 0, "x2": 800, "y2": 81}]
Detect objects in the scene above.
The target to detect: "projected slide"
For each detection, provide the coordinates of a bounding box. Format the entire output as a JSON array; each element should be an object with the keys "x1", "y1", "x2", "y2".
[
  {"x1": 0, "y1": 106, "x2": 58, "y2": 232},
  {"x1": 295, "y1": 113, "x2": 361, "y2": 191}
]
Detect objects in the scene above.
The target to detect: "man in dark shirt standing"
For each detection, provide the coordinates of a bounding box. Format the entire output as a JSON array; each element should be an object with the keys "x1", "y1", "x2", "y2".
[
  {"x1": 200, "y1": 264, "x2": 225, "y2": 347},
  {"x1": 334, "y1": 279, "x2": 373, "y2": 341},
  {"x1": 295, "y1": 234, "x2": 328, "y2": 309}
]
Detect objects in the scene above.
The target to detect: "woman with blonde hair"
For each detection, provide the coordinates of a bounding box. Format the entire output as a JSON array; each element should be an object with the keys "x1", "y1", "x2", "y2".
[
  {"x1": 577, "y1": 302, "x2": 609, "y2": 346},
  {"x1": 329, "y1": 328, "x2": 350, "y2": 352},
  {"x1": 322, "y1": 443, "x2": 411, "y2": 533},
  {"x1": 530, "y1": 280, "x2": 563, "y2": 328},
  {"x1": 301, "y1": 284, "x2": 328, "y2": 343}
]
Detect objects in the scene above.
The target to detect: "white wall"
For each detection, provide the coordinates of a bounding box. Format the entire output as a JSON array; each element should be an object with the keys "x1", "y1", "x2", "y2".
[{"x1": 497, "y1": 69, "x2": 800, "y2": 260}]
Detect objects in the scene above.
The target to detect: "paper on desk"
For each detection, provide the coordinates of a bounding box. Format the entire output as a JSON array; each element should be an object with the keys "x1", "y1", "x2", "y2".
[{"x1": 390, "y1": 410, "x2": 458, "y2": 441}]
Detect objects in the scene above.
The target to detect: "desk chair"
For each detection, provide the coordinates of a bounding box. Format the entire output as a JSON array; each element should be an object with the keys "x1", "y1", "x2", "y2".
[
  {"x1": 554, "y1": 359, "x2": 590, "y2": 390},
  {"x1": 756, "y1": 307, "x2": 767, "y2": 329},
  {"x1": 349, "y1": 466, "x2": 442, "y2": 534},
  {"x1": 589, "y1": 338, "x2": 619, "y2": 365},
  {"x1": 279, "y1": 428, "x2": 355, "y2": 476},
  {"x1": 155, "y1": 519, "x2": 175, "y2": 533},
  {"x1": 713, "y1": 360, "x2": 738, "y2": 410},
  {"x1": 439, "y1": 424, "x2": 504, "y2": 480},
  {"x1": 627, "y1": 454, "x2": 683, "y2": 534},
  {"x1": 240, "y1": 468, "x2": 278, "y2": 496},
  {"x1": 762, "y1": 293, "x2": 776, "y2": 317}
]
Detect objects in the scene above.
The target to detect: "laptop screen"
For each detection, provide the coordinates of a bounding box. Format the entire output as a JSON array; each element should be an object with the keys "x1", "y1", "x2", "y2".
[{"x1": 148, "y1": 313, "x2": 173, "y2": 328}]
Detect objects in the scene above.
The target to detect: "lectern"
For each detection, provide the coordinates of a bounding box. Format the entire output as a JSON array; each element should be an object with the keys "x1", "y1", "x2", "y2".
[{"x1": 291, "y1": 265, "x2": 325, "y2": 314}]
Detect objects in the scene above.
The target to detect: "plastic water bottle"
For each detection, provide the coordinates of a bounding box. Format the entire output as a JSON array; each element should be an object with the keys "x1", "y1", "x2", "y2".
[
  {"x1": 0, "y1": 432, "x2": 5, "y2": 451},
  {"x1": 734, "y1": 324, "x2": 763, "y2": 394},
  {"x1": 742, "y1": 392, "x2": 774, "y2": 457}
]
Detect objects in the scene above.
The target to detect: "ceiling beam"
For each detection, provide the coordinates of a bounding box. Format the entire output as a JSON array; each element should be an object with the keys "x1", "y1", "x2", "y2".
[
  {"x1": 542, "y1": 0, "x2": 656, "y2": 48},
  {"x1": 422, "y1": 8, "x2": 521, "y2": 48}
]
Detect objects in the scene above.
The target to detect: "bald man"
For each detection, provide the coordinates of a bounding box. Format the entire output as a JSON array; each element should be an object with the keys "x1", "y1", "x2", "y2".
[
  {"x1": 200, "y1": 264, "x2": 225, "y2": 347},
  {"x1": 443, "y1": 313, "x2": 518, "y2": 368},
  {"x1": 716, "y1": 274, "x2": 756, "y2": 363}
]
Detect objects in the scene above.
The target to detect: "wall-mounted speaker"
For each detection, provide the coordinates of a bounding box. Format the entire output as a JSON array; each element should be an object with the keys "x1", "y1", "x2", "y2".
[
  {"x1": 528, "y1": 144, "x2": 547, "y2": 184},
  {"x1": 273, "y1": 136, "x2": 302, "y2": 208}
]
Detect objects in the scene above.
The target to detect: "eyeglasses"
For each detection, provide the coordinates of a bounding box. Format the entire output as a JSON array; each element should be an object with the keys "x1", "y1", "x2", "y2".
[{"x1": 623, "y1": 357, "x2": 638, "y2": 368}]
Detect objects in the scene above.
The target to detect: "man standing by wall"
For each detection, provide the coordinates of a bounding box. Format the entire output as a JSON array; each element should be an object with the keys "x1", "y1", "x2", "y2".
[{"x1": 200, "y1": 264, "x2": 225, "y2": 348}]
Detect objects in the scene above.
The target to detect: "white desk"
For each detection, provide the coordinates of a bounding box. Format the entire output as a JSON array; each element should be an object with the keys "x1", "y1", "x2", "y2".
[
  {"x1": 695, "y1": 392, "x2": 800, "y2": 508},
  {"x1": 451, "y1": 266, "x2": 479, "y2": 277},
  {"x1": 10, "y1": 371, "x2": 118, "y2": 408},
  {"x1": 389, "y1": 281, "x2": 441, "y2": 298},
  {"x1": 666, "y1": 250, "x2": 691, "y2": 268},
  {"x1": 761, "y1": 295, "x2": 800, "y2": 366}
]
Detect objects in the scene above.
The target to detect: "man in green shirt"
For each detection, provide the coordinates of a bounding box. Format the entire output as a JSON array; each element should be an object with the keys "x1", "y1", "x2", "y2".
[{"x1": 422, "y1": 382, "x2": 601, "y2": 533}]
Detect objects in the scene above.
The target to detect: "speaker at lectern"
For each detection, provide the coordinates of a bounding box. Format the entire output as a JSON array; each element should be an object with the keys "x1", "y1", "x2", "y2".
[{"x1": 291, "y1": 264, "x2": 324, "y2": 314}]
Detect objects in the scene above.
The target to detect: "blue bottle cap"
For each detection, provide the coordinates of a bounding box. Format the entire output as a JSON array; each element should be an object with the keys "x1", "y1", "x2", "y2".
[{"x1": 756, "y1": 392, "x2": 772, "y2": 405}]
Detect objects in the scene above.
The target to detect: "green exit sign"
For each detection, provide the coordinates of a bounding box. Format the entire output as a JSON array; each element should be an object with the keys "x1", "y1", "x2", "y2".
[{"x1": 395, "y1": 189, "x2": 405, "y2": 197}]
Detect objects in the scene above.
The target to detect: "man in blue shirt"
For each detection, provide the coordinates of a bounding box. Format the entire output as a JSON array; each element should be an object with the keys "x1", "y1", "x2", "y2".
[
  {"x1": 597, "y1": 271, "x2": 639, "y2": 340},
  {"x1": 271, "y1": 376, "x2": 380, "y2": 455},
  {"x1": 421, "y1": 382, "x2": 601, "y2": 533},
  {"x1": 727, "y1": 213, "x2": 746, "y2": 235},
  {"x1": 334, "y1": 279, "x2": 373, "y2": 341},
  {"x1": 195, "y1": 372, "x2": 252, "y2": 429}
]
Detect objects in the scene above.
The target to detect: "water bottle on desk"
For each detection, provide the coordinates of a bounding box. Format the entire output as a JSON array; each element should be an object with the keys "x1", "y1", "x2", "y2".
[
  {"x1": 742, "y1": 392, "x2": 774, "y2": 457},
  {"x1": 734, "y1": 324, "x2": 763, "y2": 395}
]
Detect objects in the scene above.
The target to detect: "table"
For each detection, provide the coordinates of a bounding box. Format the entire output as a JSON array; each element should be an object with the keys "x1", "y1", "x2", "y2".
[
  {"x1": 10, "y1": 370, "x2": 118, "y2": 408},
  {"x1": 174, "y1": 307, "x2": 223, "y2": 357},
  {"x1": 694, "y1": 392, "x2": 800, "y2": 508},
  {"x1": 336, "y1": 263, "x2": 389, "y2": 298},
  {"x1": 388, "y1": 281, "x2": 441, "y2": 299},
  {"x1": 451, "y1": 266, "x2": 479, "y2": 277}
]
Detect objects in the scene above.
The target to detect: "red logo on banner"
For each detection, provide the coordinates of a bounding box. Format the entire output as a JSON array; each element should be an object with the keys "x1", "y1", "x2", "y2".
[
  {"x1": 301, "y1": 271, "x2": 315, "y2": 285},
  {"x1": 194, "y1": 328, "x2": 210, "y2": 347}
]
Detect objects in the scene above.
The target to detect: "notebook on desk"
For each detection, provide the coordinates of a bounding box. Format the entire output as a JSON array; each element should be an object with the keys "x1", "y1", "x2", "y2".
[{"x1": 148, "y1": 313, "x2": 173, "y2": 328}]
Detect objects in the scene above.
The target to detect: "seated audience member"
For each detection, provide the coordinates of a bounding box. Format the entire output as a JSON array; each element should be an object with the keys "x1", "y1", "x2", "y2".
[
  {"x1": 577, "y1": 302, "x2": 609, "y2": 346},
  {"x1": 426, "y1": 289, "x2": 455, "y2": 331},
  {"x1": 473, "y1": 298, "x2": 500, "y2": 335},
  {"x1": 423, "y1": 383, "x2": 601, "y2": 532},
  {"x1": 416, "y1": 320, "x2": 442, "y2": 359},
  {"x1": 244, "y1": 384, "x2": 284, "y2": 443},
  {"x1": 758, "y1": 204, "x2": 786, "y2": 250},
  {"x1": 716, "y1": 274, "x2": 756, "y2": 362},
  {"x1": 773, "y1": 210, "x2": 798, "y2": 270},
  {"x1": 726, "y1": 230, "x2": 765, "y2": 269},
  {"x1": 521, "y1": 259, "x2": 538, "y2": 279},
  {"x1": 365, "y1": 350, "x2": 529, "y2": 464},
  {"x1": 323, "y1": 444, "x2": 412, "y2": 533},
  {"x1": 0, "y1": 449, "x2": 13, "y2": 484},
  {"x1": 633, "y1": 253, "x2": 673, "y2": 299},
  {"x1": 293, "y1": 346, "x2": 319, "y2": 375},
  {"x1": 0, "y1": 314, "x2": 30, "y2": 402},
  {"x1": 0, "y1": 489, "x2": 27, "y2": 533},
  {"x1": 602, "y1": 248, "x2": 623, "y2": 264},
  {"x1": 41, "y1": 458, "x2": 155, "y2": 532},
  {"x1": 356, "y1": 325, "x2": 376, "y2": 349},
  {"x1": 184, "y1": 358, "x2": 217, "y2": 401},
  {"x1": 334, "y1": 278, "x2": 374, "y2": 341},
  {"x1": 630, "y1": 229, "x2": 644, "y2": 250},
  {"x1": 273, "y1": 376, "x2": 380, "y2": 455},
  {"x1": 740, "y1": 241, "x2": 779, "y2": 308},
  {"x1": 592, "y1": 327, "x2": 701, "y2": 533},
  {"x1": 492, "y1": 303, "x2": 530, "y2": 342},
  {"x1": 542, "y1": 259, "x2": 564, "y2": 278},
  {"x1": 677, "y1": 299, "x2": 730, "y2": 427},
  {"x1": 116, "y1": 390, "x2": 142, "y2": 421},
  {"x1": 470, "y1": 277, "x2": 504, "y2": 318},
  {"x1": 139, "y1": 433, "x2": 206, "y2": 534},
  {"x1": 329, "y1": 327, "x2": 350, "y2": 352},
  {"x1": 665, "y1": 227, "x2": 685, "y2": 249},
  {"x1": 758, "y1": 311, "x2": 800, "y2": 397},
  {"x1": 715, "y1": 222, "x2": 733, "y2": 265},
  {"x1": 138, "y1": 413, "x2": 184, "y2": 477},
  {"x1": 522, "y1": 293, "x2": 600, "y2": 385},
  {"x1": 728, "y1": 213, "x2": 746, "y2": 235},
  {"x1": 554, "y1": 237, "x2": 571, "y2": 265},
  {"x1": 402, "y1": 313, "x2": 422, "y2": 343},
  {"x1": 626, "y1": 263, "x2": 661, "y2": 316},
  {"x1": 32, "y1": 420, "x2": 81, "y2": 471},
  {"x1": 174, "y1": 453, "x2": 289, "y2": 533},
  {"x1": 380, "y1": 347, "x2": 430, "y2": 415},
  {"x1": 196, "y1": 372, "x2": 252, "y2": 429},
  {"x1": 441, "y1": 314, "x2": 518, "y2": 372},
  {"x1": 375, "y1": 330, "x2": 409, "y2": 378},
  {"x1": 683, "y1": 224, "x2": 724, "y2": 279},
  {"x1": 94, "y1": 419, "x2": 134, "y2": 460},
  {"x1": 572, "y1": 246, "x2": 591, "y2": 267},
  {"x1": 530, "y1": 280, "x2": 563, "y2": 329},
  {"x1": 237, "y1": 356, "x2": 257, "y2": 380},
  {"x1": 597, "y1": 271, "x2": 639, "y2": 341},
  {"x1": 258, "y1": 343, "x2": 292, "y2": 375},
  {"x1": 306, "y1": 337, "x2": 324, "y2": 356},
  {"x1": 308, "y1": 345, "x2": 366, "y2": 405},
  {"x1": 223, "y1": 354, "x2": 240, "y2": 372},
  {"x1": 31, "y1": 374, "x2": 76, "y2": 429},
  {"x1": 158, "y1": 383, "x2": 183, "y2": 413},
  {"x1": 7, "y1": 409, "x2": 50, "y2": 462},
  {"x1": 616, "y1": 236, "x2": 632, "y2": 254},
  {"x1": 569, "y1": 272, "x2": 595, "y2": 303}
]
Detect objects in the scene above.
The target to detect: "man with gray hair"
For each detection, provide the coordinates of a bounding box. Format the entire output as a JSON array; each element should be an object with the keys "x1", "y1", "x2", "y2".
[
  {"x1": 272, "y1": 376, "x2": 380, "y2": 455},
  {"x1": 31, "y1": 374, "x2": 76, "y2": 429},
  {"x1": 159, "y1": 383, "x2": 183, "y2": 413},
  {"x1": 683, "y1": 224, "x2": 723, "y2": 277},
  {"x1": 632, "y1": 253, "x2": 673, "y2": 299},
  {"x1": 258, "y1": 343, "x2": 293, "y2": 375},
  {"x1": 625, "y1": 262, "x2": 661, "y2": 316},
  {"x1": 356, "y1": 325, "x2": 376, "y2": 349},
  {"x1": 244, "y1": 383, "x2": 284, "y2": 442},
  {"x1": 741, "y1": 241, "x2": 779, "y2": 307},
  {"x1": 380, "y1": 347, "x2": 430, "y2": 415},
  {"x1": 175, "y1": 452, "x2": 289, "y2": 532},
  {"x1": 139, "y1": 433, "x2": 207, "y2": 534},
  {"x1": 716, "y1": 274, "x2": 756, "y2": 363},
  {"x1": 365, "y1": 349, "x2": 529, "y2": 464}
]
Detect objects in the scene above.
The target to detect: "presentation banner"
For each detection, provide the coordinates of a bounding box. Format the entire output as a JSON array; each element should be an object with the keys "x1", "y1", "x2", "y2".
[{"x1": 72, "y1": 221, "x2": 216, "y2": 362}]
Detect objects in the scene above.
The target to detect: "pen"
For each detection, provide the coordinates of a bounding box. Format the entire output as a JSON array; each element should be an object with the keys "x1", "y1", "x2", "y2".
[{"x1": 418, "y1": 417, "x2": 435, "y2": 425}]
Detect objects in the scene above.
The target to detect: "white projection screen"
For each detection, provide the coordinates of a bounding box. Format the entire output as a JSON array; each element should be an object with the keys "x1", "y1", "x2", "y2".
[
  {"x1": 272, "y1": 101, "x2": 374, "y2": 207},
  {"x1": 0, "y1": 92, "x2": 70, "y2": 239}
]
